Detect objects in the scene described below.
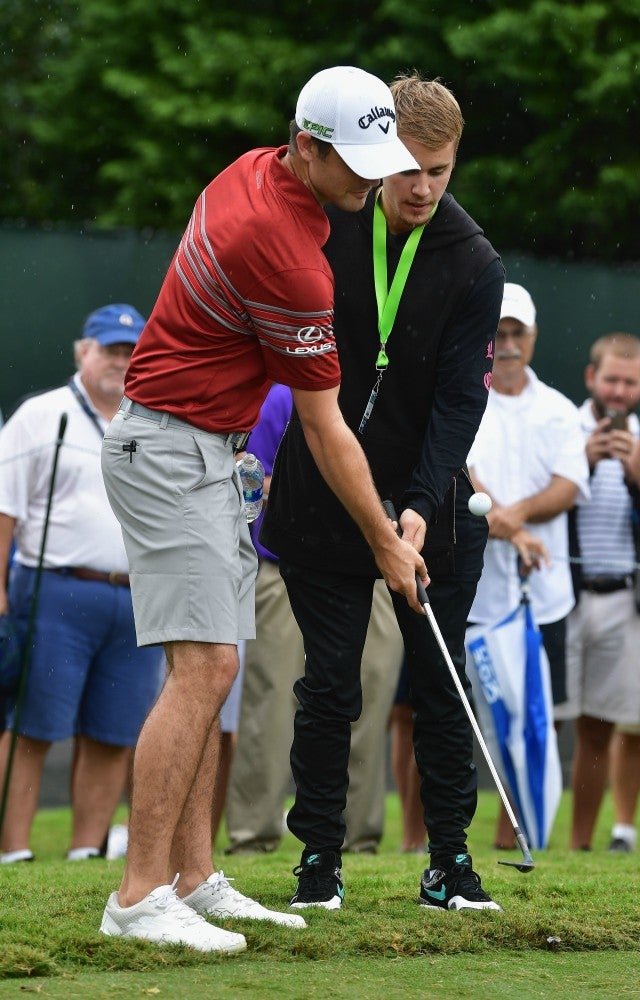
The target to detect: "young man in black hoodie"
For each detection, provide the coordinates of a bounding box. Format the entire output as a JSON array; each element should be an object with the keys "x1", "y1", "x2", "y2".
[{"x1": 261, "y1": 74, "x2": 505, "y2": 911}]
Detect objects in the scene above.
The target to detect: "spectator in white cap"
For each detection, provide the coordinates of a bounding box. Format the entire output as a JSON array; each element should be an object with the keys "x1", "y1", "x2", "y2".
[
  {"x1": 466, "y1": 281, "x2": 590, "y2": 848},
  {"x1": 98, "y1": 66, "x2": 426, "y2": 953}
]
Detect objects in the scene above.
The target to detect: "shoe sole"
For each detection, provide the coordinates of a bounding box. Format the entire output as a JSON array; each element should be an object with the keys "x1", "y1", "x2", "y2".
[
  {"x1": 449, "y1": 899, "x2": 503, "y2": 911},
  {"x1": 419, "y1": 898, "x2": 503, "y2": 912},
  {"x1": 99, "y1": 925, "x2": 247, "y2": 953},
  {"x1": 198, "y1": 908, "x2": 306, "y2": 928},
  {"x1": 290, "y1": 897, "x2": 342, "y2": 910}
]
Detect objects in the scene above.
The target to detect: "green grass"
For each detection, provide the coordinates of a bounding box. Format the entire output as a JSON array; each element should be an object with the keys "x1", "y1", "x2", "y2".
[{"x1": 1, "y1": 791, "x2": 639, "y2": 999}]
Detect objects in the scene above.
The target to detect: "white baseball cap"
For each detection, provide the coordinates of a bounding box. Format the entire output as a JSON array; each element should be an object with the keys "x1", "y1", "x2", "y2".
[
  {"x1": 500, "y1": 283, "x2": 537, "y2": 327},
  {"x1": 295, "y1": 66, "x2": 420, "y2": 180}
]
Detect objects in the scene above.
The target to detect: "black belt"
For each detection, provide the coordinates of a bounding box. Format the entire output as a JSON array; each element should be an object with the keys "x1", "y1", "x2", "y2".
[
  {"x1": 581, "y1": 575, "x2": 634, "y2": 594},
  {"x1": 119, "y1": 397, "x2": 249, "y2": 452},
  {"x1": 47, "y1": 567, "x2": 130, "y2": 588}
]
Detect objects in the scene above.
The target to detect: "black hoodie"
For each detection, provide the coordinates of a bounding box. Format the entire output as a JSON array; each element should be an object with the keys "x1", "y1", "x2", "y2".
[{"x1": 260, "y1": 190, "x2": 504, "y2": 577}]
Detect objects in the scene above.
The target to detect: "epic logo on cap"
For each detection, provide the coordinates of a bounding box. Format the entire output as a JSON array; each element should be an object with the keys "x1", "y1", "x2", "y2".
[{"x1": 301, "y1": 118, "x2": 335, "y2": 140}]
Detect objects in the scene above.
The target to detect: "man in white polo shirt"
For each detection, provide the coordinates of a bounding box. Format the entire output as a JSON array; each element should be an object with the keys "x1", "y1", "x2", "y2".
[
  {"x1": 466, "y1": 282, "x2": 590, "y2": 848},
  {"x1": 0, "y1": 304, "x2": 165, "y2": 865}
]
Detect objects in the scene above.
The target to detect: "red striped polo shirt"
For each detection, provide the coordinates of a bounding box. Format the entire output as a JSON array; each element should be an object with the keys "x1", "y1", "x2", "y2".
[{"x1": 125, "y1": 146, "x2": 341, "y2": 432}]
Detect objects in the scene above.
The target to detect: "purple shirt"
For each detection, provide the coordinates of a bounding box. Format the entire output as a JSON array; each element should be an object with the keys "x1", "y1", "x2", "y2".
[{"x1": 247, "y1": 383, "x2": 292, "y2": 561}]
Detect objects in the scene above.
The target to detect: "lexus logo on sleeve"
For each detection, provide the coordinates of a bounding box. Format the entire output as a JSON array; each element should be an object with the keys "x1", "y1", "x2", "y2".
[{"x1": 297, "y1": 326, "x2": 323, "y2": 343}]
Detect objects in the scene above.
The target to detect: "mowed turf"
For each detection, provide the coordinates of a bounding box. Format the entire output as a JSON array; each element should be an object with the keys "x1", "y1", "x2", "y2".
[{"x1": 1, "y1": 790, "x2": 639, "y2": 999}]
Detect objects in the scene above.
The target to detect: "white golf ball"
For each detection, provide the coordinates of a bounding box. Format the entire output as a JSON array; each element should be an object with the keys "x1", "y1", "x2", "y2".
[{"x1": 468, "y1": 491, "x2": 492, "y2": 517}]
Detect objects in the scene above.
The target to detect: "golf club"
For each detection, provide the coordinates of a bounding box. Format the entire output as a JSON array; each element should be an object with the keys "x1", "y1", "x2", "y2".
[
  {"x1": 0, "y1": 413, "x2": 68, "y2": 837},
  {"x1": 383, "y1": 500, "x2": 535, "y2": 873}
]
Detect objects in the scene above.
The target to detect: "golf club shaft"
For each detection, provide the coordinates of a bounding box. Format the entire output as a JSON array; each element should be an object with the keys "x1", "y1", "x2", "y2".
[
  {"x1": 420, "y1": 585, "x2": 522, "y2": 835},
  {"x1": 384, "y1": 500, "x2": 533, "y2": 865}
]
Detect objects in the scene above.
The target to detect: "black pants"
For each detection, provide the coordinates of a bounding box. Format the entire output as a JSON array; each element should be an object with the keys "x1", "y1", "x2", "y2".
[{"x1": 280, "y1": 522, "x2": 484, "y2": 865}]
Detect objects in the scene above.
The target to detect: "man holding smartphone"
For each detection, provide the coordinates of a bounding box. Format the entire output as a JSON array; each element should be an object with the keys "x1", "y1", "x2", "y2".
[{"x1": 556, "y1": 332, "x2": 640, "y2": 852}]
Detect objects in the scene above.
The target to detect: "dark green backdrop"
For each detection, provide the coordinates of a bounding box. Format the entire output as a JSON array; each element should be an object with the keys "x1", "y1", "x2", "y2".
[{"x1": 2, "y1": 226, "x2": 639, "y2": 420}]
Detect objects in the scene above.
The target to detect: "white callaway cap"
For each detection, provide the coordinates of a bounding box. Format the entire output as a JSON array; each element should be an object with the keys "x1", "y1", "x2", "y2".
[
  {"x1": 295, "y1": 66, "x2": 420, "y2": 180},
  {"x1": 500, "y1": 282, "x2": 537, "y2": 327}
]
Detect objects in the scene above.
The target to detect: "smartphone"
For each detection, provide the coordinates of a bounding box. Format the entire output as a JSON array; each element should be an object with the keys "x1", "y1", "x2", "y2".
[{"x1": 607, "y1": 409, "x2": 628, "y2": 431}]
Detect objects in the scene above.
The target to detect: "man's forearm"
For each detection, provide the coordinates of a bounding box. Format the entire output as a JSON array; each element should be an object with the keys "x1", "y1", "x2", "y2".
[
  {"x1": 469, "y1": 469, "x2": 577, "y2": 538},
  {"x1": 511, "y1": 477, "x2": 578, "y2": 524}
]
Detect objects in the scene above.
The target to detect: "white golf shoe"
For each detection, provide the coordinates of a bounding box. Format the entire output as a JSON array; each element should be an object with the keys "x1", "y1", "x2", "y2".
[
  {"x1": 105, "y1": 824, "x2": 129, "y2": 860},
  {"x1": 182, "y1": 871, "x2": 306, "y2": 928},
  {"x1": 100, "y1": 875, "x2": 247, "y2": 953},
  {"x1": 0, "y1": 849, "x2": 35, "y2": 864}
]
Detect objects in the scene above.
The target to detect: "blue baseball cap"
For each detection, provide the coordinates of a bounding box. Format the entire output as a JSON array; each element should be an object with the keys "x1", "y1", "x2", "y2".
[{"x1": 82, "y1": 303, "x2": 146, "y2": 346}]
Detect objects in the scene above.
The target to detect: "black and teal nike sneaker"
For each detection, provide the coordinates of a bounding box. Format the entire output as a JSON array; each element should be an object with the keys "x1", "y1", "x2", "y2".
[
  {"x1": 290, "y1": 850, "x2": 344, "y2": 910},
  {"x1": 419, "y1": 853, "x2": 502, "y2": 911}
]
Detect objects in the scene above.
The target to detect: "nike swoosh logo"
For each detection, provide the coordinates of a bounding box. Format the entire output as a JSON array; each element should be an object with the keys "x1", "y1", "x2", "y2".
[{"x1": 426, "y1": 885, "x2": 447, "y2": 900}]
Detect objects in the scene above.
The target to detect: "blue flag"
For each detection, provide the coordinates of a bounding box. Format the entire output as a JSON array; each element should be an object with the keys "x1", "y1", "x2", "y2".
[{"x1": 465, "y1": 601, "x2": 562, "y2": 849}]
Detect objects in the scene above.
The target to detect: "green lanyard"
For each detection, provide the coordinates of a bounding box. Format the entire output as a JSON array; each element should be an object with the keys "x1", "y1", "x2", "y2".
[
  {"x1": 358, "y1": 195, "x2": 430, "y2": 434},
  {"x1": 373, "y1": 195, "x2": 425, "y2": 369}
]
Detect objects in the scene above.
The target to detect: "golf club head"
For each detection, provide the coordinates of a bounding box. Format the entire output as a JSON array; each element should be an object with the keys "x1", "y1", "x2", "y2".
[
  {"x1": 496, "y1": 828, "x2": 535, "y2": 872},
  {"x1": 498, "y1": 857, "x2": 535, "y2": 873},
  {"x1": 381, "y1": 499, "x2": 538, "y2": 879}
]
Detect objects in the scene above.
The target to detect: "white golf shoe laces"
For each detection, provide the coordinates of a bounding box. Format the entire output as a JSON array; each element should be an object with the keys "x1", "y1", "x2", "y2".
[{"x1": 182, "y1": 870, "x2": 306, "y2": 928}]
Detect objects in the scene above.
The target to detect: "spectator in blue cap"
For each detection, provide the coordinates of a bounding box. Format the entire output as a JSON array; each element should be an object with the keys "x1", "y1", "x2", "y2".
[
  {"x1": 82, "y1": 303, "x2": 146, "y2": 346},
  {"x1": 0, "y1": 304, "x2": 164, "y2": 864}
]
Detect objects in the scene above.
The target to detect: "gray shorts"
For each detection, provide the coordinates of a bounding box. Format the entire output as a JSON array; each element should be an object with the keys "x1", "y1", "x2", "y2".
[
  {"x1": 556, "y1": 588, "x2": 640, "y2": 725},
  {"x1": 101, "y1": 400, "x2": 258, "y2": 648}
]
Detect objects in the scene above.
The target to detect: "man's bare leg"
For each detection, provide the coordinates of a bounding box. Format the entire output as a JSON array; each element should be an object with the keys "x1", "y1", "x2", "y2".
[
  {"x1": 570, "y1": 715, "x2": 613, "y2": 849},
  {"x1": 117, "y1": 640, "x2": 238, "y2": 906},
  {"x1": 610, "y1": 730, "x2": 640, "y2": 826},
  {"x1": 0, "y1": 733, "x2": 49, "y2": 851},
  {"x1": 70, "y1": 736, "x2": 130, "y2": 851},
  {"x1": 390, "y1": 704, "x2": 427, "y2": 851},
  {"x1": 172, "y1": 715, "x2": 226, "y2": 894},
  {"x1": 211, "y1": 730, "x2": 236, "y2": 846}
]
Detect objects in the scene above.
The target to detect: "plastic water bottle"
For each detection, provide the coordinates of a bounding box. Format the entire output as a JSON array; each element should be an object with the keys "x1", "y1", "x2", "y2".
[{"x1": 237, "y1": 453, "x2": 265, "y2": 523}]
